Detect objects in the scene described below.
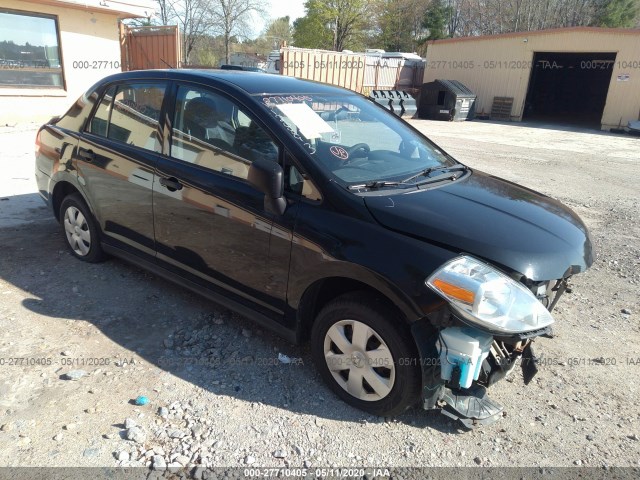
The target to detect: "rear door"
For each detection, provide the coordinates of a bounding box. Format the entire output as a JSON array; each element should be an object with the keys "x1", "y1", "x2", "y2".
[
  {"x1": 152, "y1": 82, "x2": 290, "y2": 320},
  {"x1": 76, "y1": 81, "x2": 168, "y2": 259}
]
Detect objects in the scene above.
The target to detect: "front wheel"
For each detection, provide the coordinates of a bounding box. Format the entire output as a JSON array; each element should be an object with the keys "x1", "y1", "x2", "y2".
[
  {"x1": 59, "y1": 193, "x2": 105, "y2": 263},
  {"x1": 311, "y1": 292, "x2": 421, "y2": 416}
]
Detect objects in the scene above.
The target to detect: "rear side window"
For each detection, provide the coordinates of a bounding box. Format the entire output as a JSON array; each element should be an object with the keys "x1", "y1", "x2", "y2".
[
  {"x1": 87, "y1": 82, "x2": 167, "y2": 153},
  {"x1": 55, "y1": 89, "x2": 100, "y2": 132},
  {"x1": 88, "y1": 85, "x2": 115, "y2": 137}
]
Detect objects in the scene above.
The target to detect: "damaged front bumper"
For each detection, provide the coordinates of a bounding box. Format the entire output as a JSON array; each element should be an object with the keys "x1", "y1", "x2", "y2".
[
  {"x1": 412, "y1": 278, "x2": 567, "y2": 428},
  {"x1": 437, "y1": 340, "x2": 541, "y2": 427},
  {"x1": 414, "y1": 321, "x2": 545, "y2": 427}
]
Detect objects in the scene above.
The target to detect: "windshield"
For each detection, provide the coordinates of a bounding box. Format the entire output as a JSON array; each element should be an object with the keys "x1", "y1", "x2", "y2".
[{"x1": 259, "y1": 93, "x2": 456, "y2": 186}]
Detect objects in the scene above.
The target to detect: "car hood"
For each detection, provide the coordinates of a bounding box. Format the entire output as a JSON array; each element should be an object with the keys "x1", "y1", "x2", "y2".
[{"x1": 364, "y1": 170, "x2": 594, "y2": 281}]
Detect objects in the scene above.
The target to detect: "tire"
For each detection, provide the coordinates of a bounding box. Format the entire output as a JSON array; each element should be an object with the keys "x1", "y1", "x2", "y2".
[
  {"x1": 311, "y1": 291, "x2": 421, "y2": 416},
  {"x1": 59, "y1": 193, "x2": 106, "y2": 263}
]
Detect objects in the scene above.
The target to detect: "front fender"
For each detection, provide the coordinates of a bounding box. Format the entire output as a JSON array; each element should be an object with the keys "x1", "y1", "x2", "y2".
[
  {"x1": 287, "y1": 202, "x2": 458, "y2": 324},
  {"x1": 290, "y1": 260, "x2": 424, "y2": 323}
]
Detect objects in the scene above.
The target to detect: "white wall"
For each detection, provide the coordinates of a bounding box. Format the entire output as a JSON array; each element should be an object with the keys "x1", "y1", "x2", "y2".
[{"x1": 0, "y1": 0, "x2": 124, "y2": 124}]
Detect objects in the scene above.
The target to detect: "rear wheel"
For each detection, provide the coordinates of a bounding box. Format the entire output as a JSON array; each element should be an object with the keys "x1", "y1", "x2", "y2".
[
  {"x1": 59, "y1": 193, "x2": 105, "y2": 263},
  {"x1": 311, "y1": 292, "x2": 421, "y2": 416}
]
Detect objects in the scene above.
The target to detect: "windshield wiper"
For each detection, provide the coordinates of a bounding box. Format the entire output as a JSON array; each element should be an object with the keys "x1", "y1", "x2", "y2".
[
  {"x1": 401, "y1": 164, "x2": 469, "y2": 184},
  {"x1": 348, "y1": 181, "x2": 401, "y2": 190},
  {"x1": 347, "y1": 164, "x2": 468, "y2": 191}
]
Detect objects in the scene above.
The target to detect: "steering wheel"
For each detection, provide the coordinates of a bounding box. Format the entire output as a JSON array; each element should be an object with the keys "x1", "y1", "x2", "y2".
[{"x1": 347, "y1": 143, "x2": 370, "y2": 159}]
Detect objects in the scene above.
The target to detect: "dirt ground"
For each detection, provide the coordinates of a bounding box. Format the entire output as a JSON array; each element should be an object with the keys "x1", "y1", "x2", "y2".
[{"x1": 0, "y1": 119, "x2": 638, "y2": 472}]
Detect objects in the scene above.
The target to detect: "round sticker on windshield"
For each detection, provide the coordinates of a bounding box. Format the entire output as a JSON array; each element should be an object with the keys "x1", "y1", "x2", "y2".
[{"x1": 330, "y1": 145, "x2": 349, "y2": 160}]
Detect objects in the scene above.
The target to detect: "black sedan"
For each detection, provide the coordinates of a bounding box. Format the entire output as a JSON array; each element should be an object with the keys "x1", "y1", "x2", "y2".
[{"x1": 35, "y1": 70, "x2": 593, "y2": 426}]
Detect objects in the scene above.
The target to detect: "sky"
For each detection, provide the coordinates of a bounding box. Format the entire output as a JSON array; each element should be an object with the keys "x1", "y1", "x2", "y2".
[{"x1": 1, "y1": 0, "x2": 307, "y2": 45}]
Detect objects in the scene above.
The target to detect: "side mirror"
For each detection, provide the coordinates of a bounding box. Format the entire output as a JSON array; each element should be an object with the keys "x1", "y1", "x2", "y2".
[{"x1": 248, "y1": 158, "x2": 286, "y2": 215}]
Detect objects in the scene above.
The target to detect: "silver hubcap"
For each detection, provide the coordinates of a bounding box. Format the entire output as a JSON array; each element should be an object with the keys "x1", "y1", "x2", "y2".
[
  {"x1": 63, "y1": 206, "x2": 91, "y2": 256},
  {"x1": 324, "y1": 319, "x2": 395, "y2": 401}
]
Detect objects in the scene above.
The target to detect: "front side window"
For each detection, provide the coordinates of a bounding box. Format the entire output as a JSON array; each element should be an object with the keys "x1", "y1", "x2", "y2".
[
  {"x1": 260, "y1": 94, "x2": 455, "y2": 186},
  {"x1": 87, "y1": 83, "x2": 166, "y2": 153},
  {"x1": 0, "y1": 9, "x2": 63, "y2": 88},
  {"x1": 171, "y1": 85, "x2": 278, "y2": 180}
]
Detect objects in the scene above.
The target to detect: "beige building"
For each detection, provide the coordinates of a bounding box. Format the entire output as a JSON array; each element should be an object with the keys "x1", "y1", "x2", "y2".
[
  {"x1": 0, "y1": 0, "x2": 154, "y2": 124},
  {"x1": 423, "y1": 27, "x2": 640, "y2": 130}
]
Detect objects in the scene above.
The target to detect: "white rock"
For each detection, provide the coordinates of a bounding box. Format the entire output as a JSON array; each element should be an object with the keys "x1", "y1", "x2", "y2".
[
  {"x1": 117, "y1": 451, "x2": 130, "y2": 462},
  {"x1": 63, "y1": 370, "x2": 86, "y2": 381},
  {"x1": 83, "y1": 448, "x2": 99, "y2": 457},
  {"x1": 278, "y1": 353, "x2": 292, "y2": 364},
  {"x1": 126, "y1": 427, "x2": 146, "y2": 443},
  {"x1": 152, "y1": 455, "x2": 167, "y2": 470}
]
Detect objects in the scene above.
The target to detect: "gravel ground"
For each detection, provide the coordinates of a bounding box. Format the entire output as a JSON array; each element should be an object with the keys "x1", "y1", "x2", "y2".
[{"x1": 0, "y1": 119, "x2": 638, "y2": 473}]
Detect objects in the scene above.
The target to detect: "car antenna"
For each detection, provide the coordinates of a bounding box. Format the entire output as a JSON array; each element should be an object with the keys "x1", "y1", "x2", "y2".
[{"x1": 160, "y1": 58, "x2": 174, "y2": 69}]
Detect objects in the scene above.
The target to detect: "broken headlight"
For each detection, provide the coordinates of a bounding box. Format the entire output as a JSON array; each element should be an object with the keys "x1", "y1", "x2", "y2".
[{"x1": 426, "y1": 256, "x2": 554, "y2": 334}]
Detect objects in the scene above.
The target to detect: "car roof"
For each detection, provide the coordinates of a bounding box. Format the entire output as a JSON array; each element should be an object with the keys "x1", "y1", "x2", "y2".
[{"x1": 97, "y1": 69, "x2": 355, "y2": 96}]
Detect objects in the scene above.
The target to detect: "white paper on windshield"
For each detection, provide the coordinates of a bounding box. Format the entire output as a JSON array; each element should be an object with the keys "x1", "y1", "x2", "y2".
[{"x1": 275, "y1": 103, "x2": 334, "y2": 139}]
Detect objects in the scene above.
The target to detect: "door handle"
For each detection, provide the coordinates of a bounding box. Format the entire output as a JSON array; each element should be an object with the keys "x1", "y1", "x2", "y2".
[
  {"x1": 159, "y1": 176, "x2": 183, "y2": 191},
  {"x1": 77, "y1": 147, "x2": 95, "y2": 162}
]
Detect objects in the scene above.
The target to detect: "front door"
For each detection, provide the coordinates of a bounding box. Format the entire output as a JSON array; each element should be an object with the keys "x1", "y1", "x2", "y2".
[{"x1": 152, "y1": 83, "x2": 287, "y2": 319}]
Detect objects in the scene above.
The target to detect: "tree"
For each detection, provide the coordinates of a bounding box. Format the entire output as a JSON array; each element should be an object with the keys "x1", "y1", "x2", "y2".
[
  {"x1": 155, "y1": 0, "x2": 174, "y2": 25},
  {"x1": 592, "y1": 0, "x2": 640, "y2": 27},
  {"x1": 169, "y1": 0, "x2": 215, "y2": 64},
  {"x1": 189, "y1": 34, "x2": 223, "y2": 66},
  {"x1": 209, "y1": 0, "x2": 266, "y2": 64},
  {"x1": 263, "y1": 16, "x2": 294, "y2": 49},
  {"x1": 293, "y1": 11, "x2": 334, "y2": 49},
  {"x1": 245, "y1": 17, "x2": 294, "y2": 53},
  {"x1": 292, "y1": 0, "x2": 369, "y2": 51},
  {"x1": 415, "y1": 1, "x2": 622, "y2": 38},
  {"x1": 422, "y1": 0, "x2": 450, "y2": 40},
  {"x1": 372, "y1": 0, "x2": 430, "y2": 52}
]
